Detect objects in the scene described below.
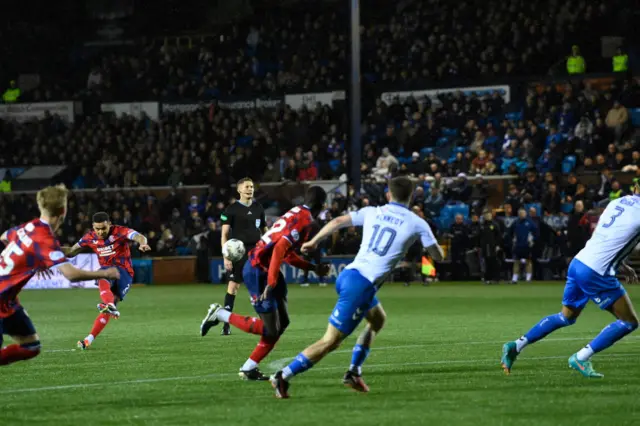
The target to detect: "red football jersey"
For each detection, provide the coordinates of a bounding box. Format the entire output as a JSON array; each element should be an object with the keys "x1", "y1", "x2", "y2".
[
  {"x1": 249, "y1": 206, "x2": 315, "y2": 285},
  {"x1": 78, "y1": 225, "x2": 136, "y2": 277},
  {"x1": 0, "y1": 219, "x2": 68, "y2": 318}
]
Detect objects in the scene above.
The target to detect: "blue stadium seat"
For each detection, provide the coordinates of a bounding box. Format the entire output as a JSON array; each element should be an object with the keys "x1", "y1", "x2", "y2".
[
  {"x1": 454, "y1": 146, "x2": 466, "y2": 154},
  {"x1": 631, "y1": 108, "x2": 640, "y2": 127},
  {"x1": 328, "y1": 159, "x2": 340, "y2": 171},
  {"x1": 420, "y1": 147, "x2": 434, "y2": 157},
  {"x1": 561, "y1": 202, "x2": 574, "y2": 214},
  {"x1": 442, "y1": 128, "x2": 459, "y2": 137},
  {"x1": 436, "y1": 136, "x2": 449, "y2": 147},
  {"x1": 439, "y1": 204, "x2": 470, "y2": 229},
  {"x1": 562, "y1": 155, "x2": 576, "y2": 174},
  {"x1": 399, "y1": 156, "x2": 412, "y2": 165},
  {"x1": 505, "y1": 111, "x2": 522, "y2": 122}
]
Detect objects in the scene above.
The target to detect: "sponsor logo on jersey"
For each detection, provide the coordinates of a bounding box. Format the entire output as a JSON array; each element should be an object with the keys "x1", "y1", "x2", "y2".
[
  {"x1": 97, "y1": 245, "x2": 116, "y2": 257},
  {"x1": 291, "y1": 229, "x2": 300, "y2": 241},
  {"x1": 248, "y1": 211, "x2": 253, "y2": 215},
  {"x1": 109, "y1": 235, "x2": 115, "y2": 242}
]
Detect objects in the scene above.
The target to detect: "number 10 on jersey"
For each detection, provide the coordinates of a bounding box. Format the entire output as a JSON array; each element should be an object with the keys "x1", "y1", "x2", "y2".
[{"x1": 367, "y1": 225, "x2": 397, "y2": 257}]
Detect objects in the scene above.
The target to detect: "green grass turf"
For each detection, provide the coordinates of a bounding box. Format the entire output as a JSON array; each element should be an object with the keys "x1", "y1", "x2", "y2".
[{"x1": 1, "y1": 283, "x2": 640, "y2": 426}]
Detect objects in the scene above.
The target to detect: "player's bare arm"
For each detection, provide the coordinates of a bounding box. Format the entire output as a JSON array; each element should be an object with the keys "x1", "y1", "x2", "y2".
[
  {"x1": 425, "y1": 244, "x2": 445, "y2": 262},
  {"x1": 620, "y1": 262, "x2": 638, "y2": 284},
  {"x1": 301, "y1": 214, "x2": 353, "y2": 253},
  {"x1": 131, "y1": 232, "x2": 151, "y2": 252},
  {"x1": 57, "y1": 263, "x2": 120, "y2": 282},
  {"x1": 0, "y1": 230, "x2": 7, "y2": 244},
  {"x1": 61, "y1": 243, "x2": 84, "y2": 258}
]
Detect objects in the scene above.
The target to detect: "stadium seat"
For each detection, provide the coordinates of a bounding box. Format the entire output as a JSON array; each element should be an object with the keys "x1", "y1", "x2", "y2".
[
  {"x1": 562, "y1": 156, "x2": 577, "y2": 174},
  {"x1": 420, "y1": 147, "x2": 434, "y2": 157},
  {"x1": 436, "y1": 136, "x2": 450, "y2": 147}
]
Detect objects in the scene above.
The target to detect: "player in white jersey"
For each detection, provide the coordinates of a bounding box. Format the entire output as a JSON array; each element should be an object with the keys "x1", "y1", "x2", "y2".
[
  {"x1": 270, "y1": 176, "x2": 444, "y2": 398},
  {"x1": 501, "y1": 193, "x2": 640, "y2": 378}
]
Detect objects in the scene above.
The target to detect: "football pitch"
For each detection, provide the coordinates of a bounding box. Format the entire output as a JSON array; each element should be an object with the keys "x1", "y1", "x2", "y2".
[{"x1": 2, "y1": 283, "x2": 640, "y2": 426}]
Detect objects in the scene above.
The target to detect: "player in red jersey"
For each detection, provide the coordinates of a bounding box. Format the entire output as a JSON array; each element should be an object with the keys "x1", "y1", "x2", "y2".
[
  {"x1": 200, "y1": 186, "x2": 329, "y2": 380},
  {"x1": 0, "y1": 185, "x2": 119, "y2": 366},
  {"x1": 63, "y1": 211, "x2": 150, "y2": 350}
]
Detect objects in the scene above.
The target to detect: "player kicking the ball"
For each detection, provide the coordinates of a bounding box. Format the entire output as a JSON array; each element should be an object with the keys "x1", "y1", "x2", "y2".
[
  {"x1": 501, "y1": 186, "x2": 640, "y2": 378},
  {"x1": 270, "y1": 176, "x2": 444, "y2": 398},
  {"x1": 0, "y1": 185, "x2": 119, "y2": 366},
  {"x1": 200, "y1": 186, "x2": 329, "y2": 381},
  {"x1": 63, "y1": 212, "x2": 150, "y2": 350}
]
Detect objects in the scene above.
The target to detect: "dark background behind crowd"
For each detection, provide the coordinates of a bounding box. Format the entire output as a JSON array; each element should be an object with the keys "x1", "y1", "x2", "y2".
[{"x1": 1, "y1": 0, "x2": 639, "y2": 281}]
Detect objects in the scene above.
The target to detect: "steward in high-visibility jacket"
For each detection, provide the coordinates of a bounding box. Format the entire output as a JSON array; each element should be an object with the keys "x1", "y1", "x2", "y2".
[
  {"x1": 2, "y1": 80, "x2": 20, "y2": 103},
  {"x1": 566, "y1": 45, "x2": 585, "y2": 75},
  {"x1": 613, "y1": 48, "x2": 628, "y2": 72}
]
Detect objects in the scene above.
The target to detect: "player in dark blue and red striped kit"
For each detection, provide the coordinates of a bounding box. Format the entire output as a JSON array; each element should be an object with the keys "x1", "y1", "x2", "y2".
[
  {"x1": 0, "y1": 185, "x2": 119, "y2": 366},
  {"x1": 200, "y1": 187, "x2": 329, "y2": 380},
  {"x1": 64, "y1": 212, "x2": 150, "y2": 350}
]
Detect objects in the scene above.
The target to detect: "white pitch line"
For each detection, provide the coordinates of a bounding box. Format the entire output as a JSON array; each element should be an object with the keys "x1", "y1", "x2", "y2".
[
  {"x1": 1, "y1": 350, "x2": 637, "y2": 395},
  {"x1": 266, "y1": 335, "x2": 640, "y2": 370}
]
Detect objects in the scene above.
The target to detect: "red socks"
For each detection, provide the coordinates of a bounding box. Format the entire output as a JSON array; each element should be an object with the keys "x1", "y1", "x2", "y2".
[
  {"x1": 249, "y1": 336, "x2": 279, "y2": 364},
  {"x1": 228, "y1": 313, "x2": 264, "y2": 335},
  {"x1": 89, "y1": 313, "x2": 111, "y2": 339},
  {"x1": 98, "y1": 280, "x2": 115, "y2": 304},
  {"x1": 0, "y1": 344, "x2": 41, "y2": 365}
]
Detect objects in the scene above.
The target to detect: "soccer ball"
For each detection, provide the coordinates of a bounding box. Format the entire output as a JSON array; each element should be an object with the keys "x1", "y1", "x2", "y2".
[{"x1": 222, "y1": 239, "x2": 246, "y2": 262}]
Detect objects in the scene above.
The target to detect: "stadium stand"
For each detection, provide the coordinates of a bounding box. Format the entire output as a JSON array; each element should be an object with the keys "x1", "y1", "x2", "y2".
[{"x1": 0, "y1": 0, "x2": 638, "y2": 277}]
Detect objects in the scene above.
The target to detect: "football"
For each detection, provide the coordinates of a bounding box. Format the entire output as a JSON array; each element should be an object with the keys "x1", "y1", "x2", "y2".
[{"x1": 222, "y1": 239, "x2": 246, "y2": 262}]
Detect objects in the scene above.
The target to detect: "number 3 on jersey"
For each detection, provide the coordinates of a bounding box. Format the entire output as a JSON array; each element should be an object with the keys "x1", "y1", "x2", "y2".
[
  {"x1": 602, "y1": 206, "x2": 625, "y2": 228},
  {"x1": 367, "y1": 225, "x2": 397, "y2": 256}
]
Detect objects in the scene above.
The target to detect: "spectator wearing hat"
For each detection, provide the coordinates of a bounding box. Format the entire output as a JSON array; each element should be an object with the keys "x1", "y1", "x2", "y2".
[
  {"x1": 407, "y1": 152, "x2": 424, "y2": 176},
  {"x1": 448, "y1": 173, "x2": 471, "y2": 203}
]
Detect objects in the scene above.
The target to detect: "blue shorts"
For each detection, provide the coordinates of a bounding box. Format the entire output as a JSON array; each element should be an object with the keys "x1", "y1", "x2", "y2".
[
  {"x1": 0, "y1": 307, "x2": 37, "y2": 347},
  {"x1": 562, "y1": 259, "x2": 626, "y2": 310},
  {"x1": 101, "y1": 266, "x2": 133, "y2": 301},
  {"x1": 329, "y1": 269, "x2": 380, "y2": 335},
  {"x1": 243, "y1": 261, "x2": 287, "y2": 314}
]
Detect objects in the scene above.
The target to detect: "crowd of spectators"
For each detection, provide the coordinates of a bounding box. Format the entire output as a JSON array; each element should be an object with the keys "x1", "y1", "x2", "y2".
[
  {"x1": 2, "y1": 0, "x2": 633, "y2": 104},
  {"x1": 0, "y1": 0, "x2": 638, "y2": 272}
]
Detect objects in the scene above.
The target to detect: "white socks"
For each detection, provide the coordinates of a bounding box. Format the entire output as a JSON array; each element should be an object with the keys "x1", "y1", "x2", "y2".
[
  {"x1": 515, "y1": 336, "x2": 528, "y2": 353},
  {"x1": 85, "y1": 335, "x2": 95, "y2": 344},
  {"x1": 217, "y1": 309, "x2": 231, "y2": 323},
  {"x1": 349, "y1": 365, "x2": 362, "y2": 375},
  {"x1": 241, "y1": 358, "x2": 258, "y2": 371},
  {"x1": 525, "y1": 273, "x2": 532, "y2": 281},
  {"x1": 576, "y1": 345, "x2": 594, "y2": 361},
  {"x1": 282, "y1": 367, "x2": 294, "y2": 381},
  {"x1": 512, "y1": 274, "x2": 519, "y2": 282}
]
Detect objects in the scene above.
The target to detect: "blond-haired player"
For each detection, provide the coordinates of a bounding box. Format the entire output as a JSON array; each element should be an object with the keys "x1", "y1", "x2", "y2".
[{"x1": 0, "y1": 185, "x2": 119, "y2": 366}]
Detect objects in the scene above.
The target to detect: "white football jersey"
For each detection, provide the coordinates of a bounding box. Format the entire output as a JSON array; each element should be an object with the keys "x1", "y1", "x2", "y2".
[
  {"x1": 575, "y1": 195, "x2": 640, "y2": 276},
  {"x1": 346, "y1": 203, "x2": 437, "y2": 287}
]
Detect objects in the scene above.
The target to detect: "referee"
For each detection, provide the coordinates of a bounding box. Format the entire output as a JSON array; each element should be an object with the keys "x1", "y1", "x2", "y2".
[{"x1": 220, "y1": 177, "x2": 267, "y2": 335}]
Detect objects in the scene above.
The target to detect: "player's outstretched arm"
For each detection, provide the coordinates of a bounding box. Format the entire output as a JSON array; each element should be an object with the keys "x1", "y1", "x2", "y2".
[
  {"x1": 57, "y1": 263, "x2": 120, "y2": 282},
  {"x1": 130, "y1": 232, "x2": 151, "y2": 252},
  {"x1": 61, "y1": 243, "x2": 83, "y2": 258},
  {"x1": 301, "y1": 214, "x2": 353, "y2": 253}
]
